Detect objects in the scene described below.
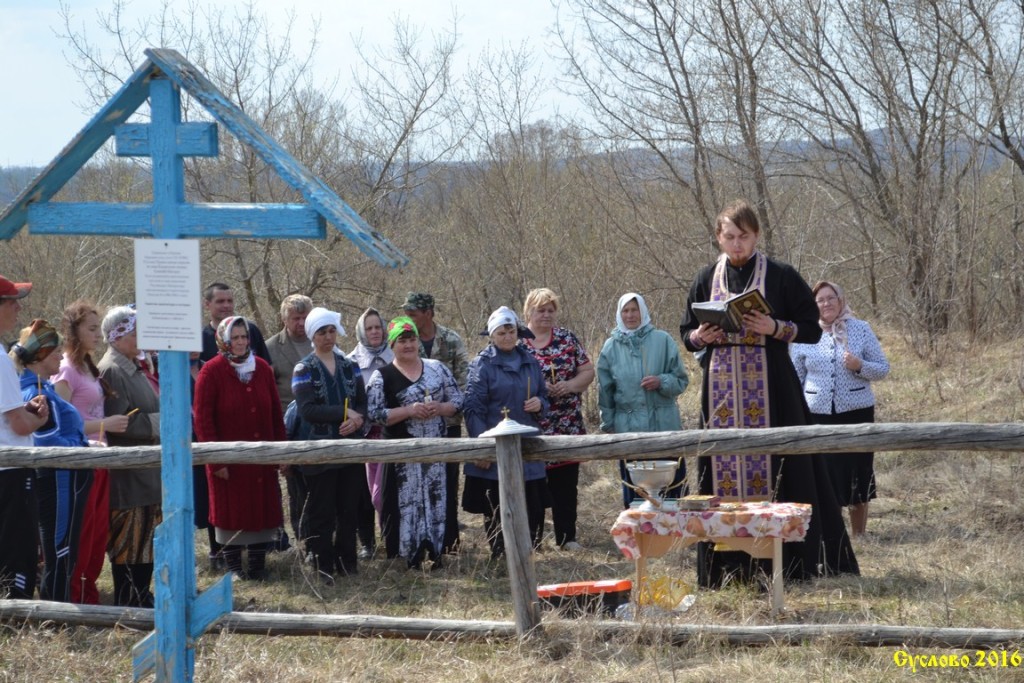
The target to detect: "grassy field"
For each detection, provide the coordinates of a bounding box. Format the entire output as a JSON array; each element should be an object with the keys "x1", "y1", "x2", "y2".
[{"x1": 3, "y1": 329, "x2": 1024, "y2": 682}]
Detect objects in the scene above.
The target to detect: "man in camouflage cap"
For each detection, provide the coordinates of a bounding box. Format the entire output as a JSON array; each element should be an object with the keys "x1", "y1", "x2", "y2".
[{"x1": 401, "y1": 292, "x2": 469, "y2": 553}]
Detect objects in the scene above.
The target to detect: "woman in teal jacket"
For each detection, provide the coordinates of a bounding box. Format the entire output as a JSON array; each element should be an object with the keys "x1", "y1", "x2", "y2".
[{"x1": 598, "y1": 292, "x2": 689, "y2": 507}]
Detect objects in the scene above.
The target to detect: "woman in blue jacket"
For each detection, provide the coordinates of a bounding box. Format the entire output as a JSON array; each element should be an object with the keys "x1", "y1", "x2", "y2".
[
  {"x1": 790, "y1": 280, "x2": 889, "y2": 536},
  {"x1": 462, "y1": 306, "x2": 549, "y2": 559},
  {"x1": 12, "y1": 319, "x2": 92, "y2": 602}
]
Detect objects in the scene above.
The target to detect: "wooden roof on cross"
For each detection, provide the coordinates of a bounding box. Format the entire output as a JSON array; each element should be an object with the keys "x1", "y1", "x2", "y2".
[{"x1": 0, "y1": 47, "x2": 408, "y2": 267}]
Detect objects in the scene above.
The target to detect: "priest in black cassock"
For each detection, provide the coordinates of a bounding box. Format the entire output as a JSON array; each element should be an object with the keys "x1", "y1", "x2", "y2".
[{"x1": 680, "y1": 199, "x2": 859, "y2": 587}]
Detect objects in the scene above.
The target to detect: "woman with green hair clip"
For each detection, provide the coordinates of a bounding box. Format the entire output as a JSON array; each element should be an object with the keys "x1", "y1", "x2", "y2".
[{"x1": 365, "y1": 316, "x2": 463, "y2": 569}]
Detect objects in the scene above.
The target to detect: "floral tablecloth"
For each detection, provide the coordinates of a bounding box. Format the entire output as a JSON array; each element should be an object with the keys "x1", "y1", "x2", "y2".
[{"x1": 611, "y1": 502, "x2": 813, "y2": 560}]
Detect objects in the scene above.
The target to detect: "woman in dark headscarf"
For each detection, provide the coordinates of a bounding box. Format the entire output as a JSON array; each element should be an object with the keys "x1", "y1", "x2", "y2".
[
  {"x1": 347, "y1": 307, "x2": 393, "y2": 558},
  {"x1": 193, "y1": 316, "x2": 285, "y2": 580}
]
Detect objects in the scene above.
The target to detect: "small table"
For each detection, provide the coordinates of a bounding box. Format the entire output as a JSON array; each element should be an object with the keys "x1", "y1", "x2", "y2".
[{"x1": 611, "y1": 501, "x2": 812, "y2": 614}]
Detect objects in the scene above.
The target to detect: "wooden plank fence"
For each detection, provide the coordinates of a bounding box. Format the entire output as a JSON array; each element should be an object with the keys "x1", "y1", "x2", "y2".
[
  {"x1": 2, "y1": 422, "x2": 1023, "y2": 471},
  {"x1": 4, "y1": 599, "x2": 1024, "y2": 648},
  {"x1": 2, "y1": 422, "x2": 1023, "y2": 650}
]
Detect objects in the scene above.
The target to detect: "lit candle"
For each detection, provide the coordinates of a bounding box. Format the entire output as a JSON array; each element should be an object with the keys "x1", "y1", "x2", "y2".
[
  {"x1": 126, "y1": 408, "x2": 140, "y2": 417},
  {"x1": 549, "y1": 366, "x2": 556, "y2": 383},
  {"x1": 526, "y1": 376, "x2": 531, "y2": 400},
  {"x1": 98, "y1": 420, "x2": 104, "y2": 443},
  {"x1": 343, "y1": 397, "x2": 349, "y2": 422}
]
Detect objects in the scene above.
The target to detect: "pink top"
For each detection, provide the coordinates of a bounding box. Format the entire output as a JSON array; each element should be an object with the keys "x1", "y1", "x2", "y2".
[{"x1": 52, "y1": 357, "x2": 105, "y2": 441}]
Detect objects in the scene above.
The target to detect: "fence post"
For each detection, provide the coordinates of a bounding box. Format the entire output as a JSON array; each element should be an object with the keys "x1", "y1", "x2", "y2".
[{"x1": 486, "y1": 425, "x2": 542, "y2": 637}]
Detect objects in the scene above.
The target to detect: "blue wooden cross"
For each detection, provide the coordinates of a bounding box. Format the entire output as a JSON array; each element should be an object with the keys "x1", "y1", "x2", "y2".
[{"x1": 0, "y1": 48, "x2": 408, "y2": 682}]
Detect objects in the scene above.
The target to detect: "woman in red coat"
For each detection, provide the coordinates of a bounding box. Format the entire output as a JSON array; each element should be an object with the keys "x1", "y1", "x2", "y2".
[{"x1": 194, "y1": 316, "x2": 285, "y2": 580}]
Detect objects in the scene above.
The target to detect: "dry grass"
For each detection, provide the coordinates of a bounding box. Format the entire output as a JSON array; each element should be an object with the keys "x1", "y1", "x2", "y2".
[{"x1": 3, "y1": 330, "x2": 1024, "y2": 682}]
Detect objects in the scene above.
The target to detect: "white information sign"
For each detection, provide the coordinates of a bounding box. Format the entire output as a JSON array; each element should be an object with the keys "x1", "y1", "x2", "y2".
[{"x1": 134, "y1": 239, "x2": 203, "y2": 351}]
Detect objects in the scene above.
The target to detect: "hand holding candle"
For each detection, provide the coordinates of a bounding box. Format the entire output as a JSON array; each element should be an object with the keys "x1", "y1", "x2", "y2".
[{"x1": 524, "y1": 374, "x2": 542, "y2": 413}]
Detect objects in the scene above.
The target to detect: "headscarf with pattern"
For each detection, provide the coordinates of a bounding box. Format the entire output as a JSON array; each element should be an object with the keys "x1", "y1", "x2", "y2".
[
  {"x1": 816, "y1": 280, "x2": 855, "y2": 350},
  {"x1": 12, "y1": 319, "x2": 60, "y2": 364},
  {"x1": 387, "y1": 316, "x2": 419, "y2": 346},
  {"x1": 216, "y1": 315, "x2": 256, "y2": 382},
  {"x1": 349, "y1": 308, "x2": 394, "y2": 381}
]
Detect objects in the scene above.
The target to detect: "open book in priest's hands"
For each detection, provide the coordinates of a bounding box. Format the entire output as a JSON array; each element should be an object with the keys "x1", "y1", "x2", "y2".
[{"x1": 691, "y1": 289, "x2": 774, "y2": 334}]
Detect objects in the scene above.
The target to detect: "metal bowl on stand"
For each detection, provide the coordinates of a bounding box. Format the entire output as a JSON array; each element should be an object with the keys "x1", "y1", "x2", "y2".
[{"x1": 625, "y1": 460, "x2": 678, "y2": 511}]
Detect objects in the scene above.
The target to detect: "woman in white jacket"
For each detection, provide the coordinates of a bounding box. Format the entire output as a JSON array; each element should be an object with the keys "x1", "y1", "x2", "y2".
[{"x1": 790, "y1": 281, "x2": 889, "y2": 536}]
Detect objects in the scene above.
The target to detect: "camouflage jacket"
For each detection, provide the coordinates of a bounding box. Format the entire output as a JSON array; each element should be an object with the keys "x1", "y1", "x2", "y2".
[{"x1": 420, "y1": 323, "x2": 469, "y2": 426}]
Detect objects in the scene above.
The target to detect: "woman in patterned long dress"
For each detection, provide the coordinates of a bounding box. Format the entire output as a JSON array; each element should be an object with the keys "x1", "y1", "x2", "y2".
[
  {"x1": 520, "y1": 288, "x2": 594, "y2": 551},
  {"x1": 366, "y1": 317, "x2": 463, "y2": 569},
  {"x1": 680, "y1": 199, "x2": 858, "y2": 587},
  {"x1": 791, "y1": 281, "x2": 889, "y2": 537}
]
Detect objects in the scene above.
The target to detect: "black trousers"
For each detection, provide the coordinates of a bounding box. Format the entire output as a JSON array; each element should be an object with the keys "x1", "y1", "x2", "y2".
[
  {"x1": 546, "y1": 463, "x2": 580, "y2": 546},
  {"x1": 0, "y1": 468, "x2": 38, "y2": 599},
  {"x1": 284, "y1": 467, "x2": 308, "y2": 541},
  {"x1": 356, "y1": 466, "x2": 376, "y2": 550},
  {"x1": 466, "y1": 476, "x2": 546, "y2": 559},
  {"x1": 442, "y1": 425, "x2": 462, "y2": 553},
  {"x1": 301, "y1": 465, "x2": 363, "y2": 575},
  {"x1": 36, "y1": 468, "x2": 93, "y2": 602},
  {"x1": 111, "y1": 563, "x2": 154, "y2": 607}
]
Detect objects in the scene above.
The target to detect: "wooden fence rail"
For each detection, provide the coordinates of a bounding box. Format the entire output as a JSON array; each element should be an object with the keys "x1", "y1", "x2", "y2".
[
  {"x1": 3, "y1": 600, "x2": 1023, "y2": 649},
  {"x1": 1, "y1": 422, "x2": 1022, "y2": 470},
  {"x1": 3, "y1": 421, "x2": 1023, "y2": 655}
]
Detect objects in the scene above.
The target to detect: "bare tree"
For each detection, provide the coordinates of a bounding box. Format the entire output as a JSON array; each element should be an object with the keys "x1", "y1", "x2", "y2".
[
  {"x1": 56, "y1": 0, "x2": 465, "y2": 329},
  {"x1": 756, "y1": 0, "x2": 986, "y2": 342}
]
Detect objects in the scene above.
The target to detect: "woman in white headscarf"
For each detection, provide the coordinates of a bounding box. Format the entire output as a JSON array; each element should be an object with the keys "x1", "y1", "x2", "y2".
[
  {"x1": 291, "y1": 307, "x2": 367, "y2": 584},
  {"x1": 790, "y1": 281, "x2": 889, "y2": 536},
  {"x1": 462, "y1": 306, "x2": 549, "y2": 560},
  {"x1": 193, "y1": 316, "x2": 285, "y2": 580},
  {"x1": 597, "y1": 293, "x2": 689, "y2": 508}
]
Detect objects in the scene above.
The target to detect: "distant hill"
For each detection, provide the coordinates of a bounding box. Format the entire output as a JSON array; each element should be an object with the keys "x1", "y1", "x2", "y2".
[{"x1": 0, "y1": 167, "x2": 41, "y2": 209}]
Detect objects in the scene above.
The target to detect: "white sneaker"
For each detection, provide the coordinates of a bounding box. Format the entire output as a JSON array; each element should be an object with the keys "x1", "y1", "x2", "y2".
[{"x1": 562, "y1": 541, "x2": 584, "y2": 552}]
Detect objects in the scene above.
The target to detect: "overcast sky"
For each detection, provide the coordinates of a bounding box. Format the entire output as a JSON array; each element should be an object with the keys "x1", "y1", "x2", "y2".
[{"x1": 0, "y1": 0, "x2": 571, "y2": 167}]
